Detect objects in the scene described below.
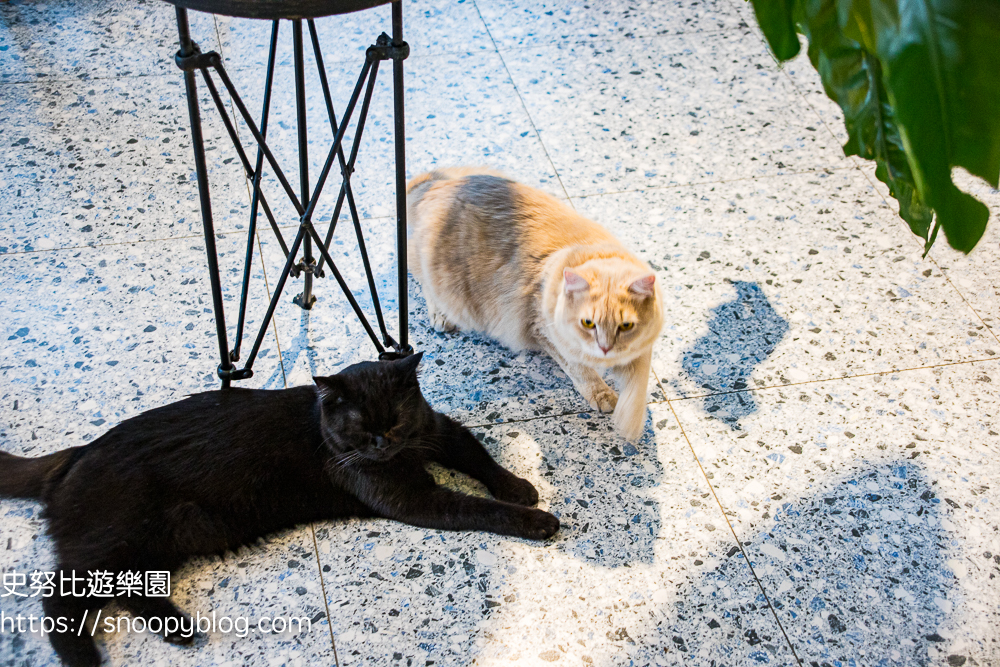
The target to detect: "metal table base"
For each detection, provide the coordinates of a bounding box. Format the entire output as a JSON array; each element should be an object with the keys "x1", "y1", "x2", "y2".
[{"x1": 171, "y1": 0, "x2": 413, "y2": 388}]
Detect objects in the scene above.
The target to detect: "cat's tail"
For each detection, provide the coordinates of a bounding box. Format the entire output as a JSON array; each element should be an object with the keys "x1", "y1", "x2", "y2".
[{"x1": 0, "y1": 449, "x2": 75, "y2": 500}]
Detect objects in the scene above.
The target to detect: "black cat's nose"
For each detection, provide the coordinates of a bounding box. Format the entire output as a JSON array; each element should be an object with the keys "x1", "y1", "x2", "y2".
[{"x1": 375, "y1": 436, "x2": 387, "y2": 449}]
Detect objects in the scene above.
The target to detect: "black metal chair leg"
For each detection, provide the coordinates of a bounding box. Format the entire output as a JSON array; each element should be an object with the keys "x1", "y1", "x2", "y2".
[
  {"x1": 233, "y1": 19, "x2": 281, "y2": 363},
  {"x1": 291, "y1": 20, "x2": 317, "y2": 310},
  {"x1": 390, "y1": 0, "x2": 412, "y2": 359},
  {"x1": 176, "y1": 7, "x2": 236, "y2": 387}
]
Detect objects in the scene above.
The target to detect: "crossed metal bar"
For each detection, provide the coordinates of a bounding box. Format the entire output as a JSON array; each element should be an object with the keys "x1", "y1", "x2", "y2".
[{"x1": 173, "y1": 4, "x2": 412, "y2": 388}]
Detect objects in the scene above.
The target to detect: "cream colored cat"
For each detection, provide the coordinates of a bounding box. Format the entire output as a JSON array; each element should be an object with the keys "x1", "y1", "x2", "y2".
[{"x1": 406, "y1": 168, "x2": 664, "y2": 441}]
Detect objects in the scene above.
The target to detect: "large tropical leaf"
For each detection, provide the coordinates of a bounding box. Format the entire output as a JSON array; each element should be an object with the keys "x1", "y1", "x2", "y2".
[{"x1": 750, "y1": 0, "x2": 1000, "y2": 254}]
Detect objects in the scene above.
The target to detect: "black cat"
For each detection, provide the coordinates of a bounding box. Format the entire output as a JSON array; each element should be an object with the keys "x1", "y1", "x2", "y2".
[{"x1": 0, "y1": 353, "x2": 558, "y2": 666}]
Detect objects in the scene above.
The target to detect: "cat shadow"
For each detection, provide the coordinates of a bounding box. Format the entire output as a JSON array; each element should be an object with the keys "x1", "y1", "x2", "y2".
[
  {"x1": 0, "y1": 2, "x2": 60, "y2": 81},
  {"x1": 403, "y1": 288, "x2": 665, "y2": 569},
  {"x1": 550, "y1": 423, "x2": 663, "y2": 570},
  {"x1": 477, "y1": 413, "x2": 664, "y2": 570},
  {"x1": 680, "y1": 280, "x2": 789, "y2": 430},
  {"x1": 602, "y1": 460, "x2": 961, "y2": 666}
]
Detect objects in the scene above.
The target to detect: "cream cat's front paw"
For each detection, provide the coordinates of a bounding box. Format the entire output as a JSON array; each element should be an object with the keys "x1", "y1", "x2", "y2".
[
  {"x1": 431, "y1": 313, "x2": 457, "y2": 333},
  {"x1": 587, "y1": 384, "x2": 618, "y2": 413},
  {"x1": 428, "y1": 305, "x2": 457, "y2": 333}
]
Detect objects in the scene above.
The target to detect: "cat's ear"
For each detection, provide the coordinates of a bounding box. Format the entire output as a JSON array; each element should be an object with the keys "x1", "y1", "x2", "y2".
[
  {"x1": 394, "y1": 351, "x2": 424, "y2": 378},
  {"x1": 313, "y1": 375, "x2": 347, "y2": 403},
  {"x1": 628, "y1": 273, "x2": 656, "y2": 297},
  {"x1": 563, "y1": 268, "x2": 590, "y2": 295}
]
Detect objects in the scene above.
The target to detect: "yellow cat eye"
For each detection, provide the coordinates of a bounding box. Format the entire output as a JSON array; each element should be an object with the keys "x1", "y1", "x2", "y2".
[
  {"x1": 619, "y1": 322, "x2": 635, "y2": 331},
  {"x1": 581, "y1": 318, "x2": 596, "y2": 329}
]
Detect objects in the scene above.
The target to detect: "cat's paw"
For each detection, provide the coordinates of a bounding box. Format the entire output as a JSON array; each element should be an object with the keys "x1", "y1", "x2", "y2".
[
  {"x1": 163, "y1": 625, "x2": 203, "y2": 647},
  {"x1": 491, "y1": 475, "x2": 539, "y2": 506},
  {"x1": 431, "y1": 314, "x2": 457, "y2": 333},
  {"x1": 51, "y1": 638, "x2": 101, "y2": 667},
  {"x1": 428, "y1": 307, "x2": 458, "y2": 333},
  {"x1": 587, "y1": 386, "x2": 618, "y2": 413},
  {"x1": 518, "y1": 508, "x2": 560, "y2": 540}
]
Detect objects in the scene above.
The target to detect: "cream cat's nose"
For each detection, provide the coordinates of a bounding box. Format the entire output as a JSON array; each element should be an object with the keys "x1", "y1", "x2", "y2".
[{"x1": 599, "y1": 344, "x2": 612, "y2": 355}]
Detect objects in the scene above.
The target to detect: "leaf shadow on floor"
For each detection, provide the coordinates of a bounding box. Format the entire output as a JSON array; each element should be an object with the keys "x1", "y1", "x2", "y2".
[{"x1": 604, "y1": 460, "x2": 963, "y2": 667}]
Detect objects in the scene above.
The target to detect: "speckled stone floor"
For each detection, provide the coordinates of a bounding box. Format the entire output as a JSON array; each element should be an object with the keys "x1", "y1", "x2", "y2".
[{"x1": 2, "y1": 1, "x2": 999, "y2": 666}]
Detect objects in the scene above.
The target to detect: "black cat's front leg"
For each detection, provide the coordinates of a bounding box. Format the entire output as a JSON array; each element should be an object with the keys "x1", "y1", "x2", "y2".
[
  {"x1": 350, "y1": 468, "x2": 558, "y2": 540},
  {"x1": 431, "y1": 414, "x2": 540, "y2": 506},
  {"x1": 120, "y1": 595, "x2": 199, "y2": 646},
  {"x1": 42, "y1": 592, "x2": 101, "y2": 667},
  {"x1": 394, "y1": 487, "x2": 558, "y2": 540}
]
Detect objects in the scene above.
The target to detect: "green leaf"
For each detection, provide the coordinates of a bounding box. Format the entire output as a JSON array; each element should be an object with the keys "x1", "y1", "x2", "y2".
[
  {"x1": 749, "y1": 0, "x2": 802, "y2": 60},
  {"x1": 795, "y1": 1, "x2": 934, "y2": 239},
  {"x1": 750, "y1": 0, "x2": 1000, "y2": 254}
]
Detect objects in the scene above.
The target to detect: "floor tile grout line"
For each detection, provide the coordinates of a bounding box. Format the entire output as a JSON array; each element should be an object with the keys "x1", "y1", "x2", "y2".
[
  {"x1": 212, "y1": 13, "x2": 226, "y2": 63},
  {"x1": 0, "y1": 159, "x2": 842, "y2": 259},
  {"x1": 257, "y1": 229, "x2": 289, "y2": 389},
  {"x1": 470, "y1": 0, "x2": 575, "y2": 208},
  {"x1": 1, "y1": 69, "x2": 181, "y2": 87},
  {"x1": 410, "y1": 354, "x2": 1000, "y2": 431},
  {"x1": 652, "y1": 359, "x2": 675, "y2": 411},
  {"x1": 0, "y1": 233, "x2": 228, "y2": 256},
  {"x1": 664, "y1": 396, "x2": 805, "y2": 667},
  {"x1": 465, "y1": 408, "x2": 585, "y2": 430},
  {"x1": 662, "y1": 355, "x2": 1000, "y2": 403},
  {"x1": 310, "y1": 523, "x2": 340, "y2": 665},
  {"x1": 0, "y1": 158, "x2": 852, "y2": 260},
  {"x1": 463, "y1": 369, "x2": 666, "y2": 429},
  {"x1": 223, "y1": 24, "x2": 328, "y2": 661},
  {"x1": 923, "y1": 257, "x2": 999, "y2": 346},
  {"x1": 913, "y1": 255, "x2": 998, "y2": 348},
  {"x1": 0, "y1": 162, "x2": 847, "y2": 259}
]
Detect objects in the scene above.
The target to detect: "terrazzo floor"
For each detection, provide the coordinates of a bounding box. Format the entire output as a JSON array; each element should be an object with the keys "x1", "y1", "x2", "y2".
[{"x1": 2, "y1": 0, "x2": 999, "y2": 666}]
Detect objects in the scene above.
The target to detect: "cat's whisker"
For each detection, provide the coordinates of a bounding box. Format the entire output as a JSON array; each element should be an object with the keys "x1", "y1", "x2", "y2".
[
  {"x1": 328, "y1": 449, "x2": 368, "y2": 471},
  {"x1": 401, "y1": 439, "x2": 439, "y2": 452}
]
